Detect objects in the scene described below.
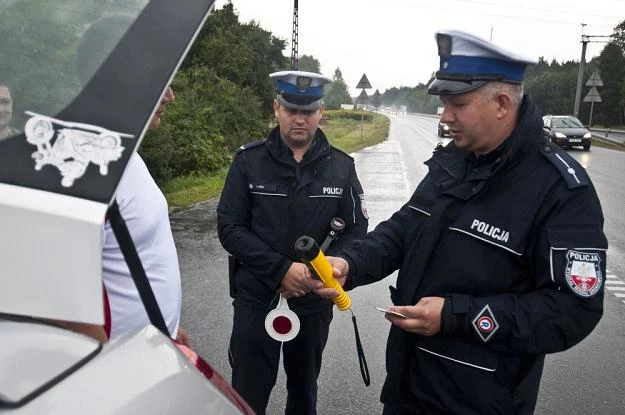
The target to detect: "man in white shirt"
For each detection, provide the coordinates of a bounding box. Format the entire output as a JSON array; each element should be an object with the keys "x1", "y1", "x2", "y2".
[
  {"x1": 67, "y1": 15, "x2": 190, "y2": 344},
  {"x1": 101, "y1": 86, "x2": 188, "y2": 343}
]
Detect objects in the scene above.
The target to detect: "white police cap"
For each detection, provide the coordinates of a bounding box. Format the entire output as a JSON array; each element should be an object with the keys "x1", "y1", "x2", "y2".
[
  {"x1": 270, "y1": 70, "x2": 332, "y2": 110},
  {"x1": 428, "y1": 29, "x2": 537, "y2": 95}
]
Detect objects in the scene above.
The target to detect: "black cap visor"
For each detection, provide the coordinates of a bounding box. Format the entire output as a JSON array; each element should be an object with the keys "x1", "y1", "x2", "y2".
[
  {"x1": 277, "y1": 93, "x2": 323, "y2": 111},
  {"x1": 427, "y1": 78, "x2": 488, "y2": 96}
]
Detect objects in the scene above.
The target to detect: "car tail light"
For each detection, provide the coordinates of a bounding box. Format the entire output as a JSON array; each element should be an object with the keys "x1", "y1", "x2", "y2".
[{"x1": 173, "y1": 340, "x2": 255, "y2": 414}]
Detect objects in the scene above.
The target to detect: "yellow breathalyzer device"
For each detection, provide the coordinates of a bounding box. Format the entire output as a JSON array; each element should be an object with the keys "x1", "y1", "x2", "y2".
[{"x1": 294, "y1": 235, "x2": 351, "y2": 311}]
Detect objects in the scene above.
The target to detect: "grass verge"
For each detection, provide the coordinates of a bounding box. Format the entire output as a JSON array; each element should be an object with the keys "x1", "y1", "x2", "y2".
[
  {"x1": 590, "y1": 138, "x2": 625, "y2": 151},
  {"x1": 162, "y1": 167, "x2": 228, "y2": 209},
  {"x1": 163, "y1": 110, "x2": 390, "y2": 209}
]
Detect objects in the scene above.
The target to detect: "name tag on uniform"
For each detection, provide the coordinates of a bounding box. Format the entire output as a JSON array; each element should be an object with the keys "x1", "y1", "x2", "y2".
[{"x1": 248, "y1": 182, "x2": 286, "y2": 196}]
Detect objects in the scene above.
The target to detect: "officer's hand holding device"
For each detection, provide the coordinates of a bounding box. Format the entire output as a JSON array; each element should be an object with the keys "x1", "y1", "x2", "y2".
[
  {"x1": 295, "y1": 236, "x2": 351, "y2": 310},
  {"x1": 295, "y1": 229, "x2": 370, "y2": 387}
]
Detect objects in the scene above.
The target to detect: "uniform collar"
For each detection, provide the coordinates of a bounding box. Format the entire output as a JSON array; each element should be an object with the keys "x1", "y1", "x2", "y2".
[
  {"x1": 429, "y1": 95, "x2": 543, "y2": 189},
  {"x1": 438, "y1": 95, "x2": 542, "y2": 171},
  {"x1": 267, "y1": 126, "x2": 331, "y2": 165}
]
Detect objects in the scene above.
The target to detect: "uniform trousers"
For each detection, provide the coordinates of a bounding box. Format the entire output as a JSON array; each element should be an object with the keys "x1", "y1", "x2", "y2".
[{"x1": 229, "y1": 302, "x2": 333, "y2": 415}]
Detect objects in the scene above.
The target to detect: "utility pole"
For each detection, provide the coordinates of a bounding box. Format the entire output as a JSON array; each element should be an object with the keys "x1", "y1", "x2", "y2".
[
  {"x1": 573, "y1": 23, "x2": 613, "y2": 118},
  {"x1": 573, "y1": 24, "x2": 588, "y2": 118},
  {"x1": 290, "y1": 0, "x2": 298, "y2": 70}
]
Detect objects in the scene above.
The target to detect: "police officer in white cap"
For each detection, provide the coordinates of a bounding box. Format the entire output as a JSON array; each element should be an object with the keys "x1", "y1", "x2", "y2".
[
  {"x1": 217, "y1": 70, "x2": 368, "y2": 414},
  {"x1": 316, "y1": 30, "x2": 607, "y2": 414}
]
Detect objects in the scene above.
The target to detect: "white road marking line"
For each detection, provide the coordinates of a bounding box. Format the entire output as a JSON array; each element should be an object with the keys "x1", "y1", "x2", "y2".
[{"x1": 602, "y1": 274, "x2": 625, "y2": 304}]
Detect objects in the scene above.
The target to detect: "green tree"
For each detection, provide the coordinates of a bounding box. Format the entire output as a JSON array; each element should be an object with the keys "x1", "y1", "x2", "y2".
[
  {"x1": 297, "y1": 54, "x2": 321, "y2": 73},
  {"x1": 140, "y1": 66, "x2": 267, "y2": 182},
  {"x1": 525, "y1": 59, "x2": 579, "y2": 116},
  {"x1": 596, "y1": 42, "x2": 625, "y2": 125},
  {"x1": 182, "y1": 2, "x2": 288, "y2": 115},
  {"x1": 324, "y1": 68, "x2": 352, "y2": 110},
  {"x1": 613, "y1": 20, "x2": 625, "y2": 53},
  {"x1": 140, "y1": 2, "x2": 290, "y2": 182}
]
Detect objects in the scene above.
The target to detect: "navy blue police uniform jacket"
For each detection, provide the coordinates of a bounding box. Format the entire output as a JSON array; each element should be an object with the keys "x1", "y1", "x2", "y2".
[
  {"x1": 217, "y1": 126, "x2": 368, "y2": 315},
  {"x1": 340, "y1": 96, "x2": 607, "y2": 414}
]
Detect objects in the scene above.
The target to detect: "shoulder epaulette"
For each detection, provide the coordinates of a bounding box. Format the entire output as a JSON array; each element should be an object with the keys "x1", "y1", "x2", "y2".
[
  {"x1": 236, "y1": 139, "x2": 266, "y2": 154},
  {"x1": 330, "y1": 145, "x2": 354, "y2": 160},
  {"x1": 540, "y1": 143, "x2": 588, "y2": 189}
]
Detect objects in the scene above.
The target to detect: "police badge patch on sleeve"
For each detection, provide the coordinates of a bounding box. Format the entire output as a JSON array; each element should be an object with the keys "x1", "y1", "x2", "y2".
[
  {"x1": 564, "y1": 250, "x2": 603, "y2": 297},
  {"x1": 359, "y1": 194, "x2": 369, "y2": 219}
]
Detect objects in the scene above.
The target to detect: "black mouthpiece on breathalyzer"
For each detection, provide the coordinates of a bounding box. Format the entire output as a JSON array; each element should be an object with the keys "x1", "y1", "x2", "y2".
[
  {"x1": 330, "y1": 217, "x2": 345, "y2": 233},
  {"x1": 320, "y1": 217, "x2": 346, "y2": 252},
  {"x1": 294, "y1": 236, "x2": 320, "y2": 261}
]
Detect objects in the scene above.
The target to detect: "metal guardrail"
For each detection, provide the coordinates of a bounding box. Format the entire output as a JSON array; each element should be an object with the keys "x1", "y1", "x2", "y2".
[{"x1": 589, "y1": 127, "x2": 625, "y2": 145}]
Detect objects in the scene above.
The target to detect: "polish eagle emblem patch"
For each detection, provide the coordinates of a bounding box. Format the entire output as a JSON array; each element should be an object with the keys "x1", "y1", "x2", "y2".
[
  {"x1": 359, "y1": 194, "x2": 369, "y2": 220},
  {"x1": 565, "y1": 250, "x2": 603, "y2": 297}
]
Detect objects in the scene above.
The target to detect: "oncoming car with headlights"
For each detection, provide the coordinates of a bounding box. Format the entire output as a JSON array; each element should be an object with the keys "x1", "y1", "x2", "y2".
[{"x1": 542, "y1": 114, "x2": 592, "y2": 151}]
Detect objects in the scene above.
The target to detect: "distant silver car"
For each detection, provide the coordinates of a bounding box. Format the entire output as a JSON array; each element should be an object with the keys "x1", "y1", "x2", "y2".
[{"x1": 542, "y1": 115, "x2": 592, "y2": 151}]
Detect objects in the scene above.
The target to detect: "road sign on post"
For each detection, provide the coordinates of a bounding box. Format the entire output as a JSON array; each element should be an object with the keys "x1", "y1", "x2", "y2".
[
  {"x1": 356, "y1": 74, "x2": 372, "y2": 89},
  {"x1": 585, "y1": 69, "x2": 603, "y2": 87},
  {"x1": 583, "y1": 69, "x2": 603, "y2": 127},
  {"x1": 372, "y1": 89, "x2": 381, "y2": 110},
  {"x1": 356, "y1": 73, "x2": 372, "y2": 143},
  {"x1": 358, "y1": 89, "x2": 368, "y2": 104},
  {"x1": 583, "y1": 87, "x2": 602, "y2": 102}
]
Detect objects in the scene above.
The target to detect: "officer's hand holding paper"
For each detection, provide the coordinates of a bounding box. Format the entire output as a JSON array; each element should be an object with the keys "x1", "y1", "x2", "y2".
[{"x1": 384, "y1": 297, "x2": 444, "y2": 336}]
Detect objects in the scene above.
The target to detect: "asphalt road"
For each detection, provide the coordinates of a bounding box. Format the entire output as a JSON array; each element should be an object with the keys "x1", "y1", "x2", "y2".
[{"x1": 171, "y1": 113, "x2": 625, "y2": 414}]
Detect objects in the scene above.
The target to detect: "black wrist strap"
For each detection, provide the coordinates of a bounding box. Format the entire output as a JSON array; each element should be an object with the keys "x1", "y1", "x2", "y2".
[
  {"x1": 107, "y1": 200, "x2": 170, "y2": 337},
  {"x1": 350, "y1": 311, "x2": 370, "y2": 386}
]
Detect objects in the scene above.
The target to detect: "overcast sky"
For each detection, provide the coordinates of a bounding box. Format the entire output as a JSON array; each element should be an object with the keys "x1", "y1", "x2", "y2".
[{"x1": 214, "y1": 0, "x2": 624, "y2": 95}]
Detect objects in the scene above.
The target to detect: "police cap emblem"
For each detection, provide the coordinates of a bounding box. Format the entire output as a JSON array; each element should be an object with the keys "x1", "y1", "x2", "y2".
[
  {"x1": 436, "y1": 33, "x2": 452, "y2": 58},
  {"x1": 296, "y1": 75, "x2": 312, "y2": 91}
]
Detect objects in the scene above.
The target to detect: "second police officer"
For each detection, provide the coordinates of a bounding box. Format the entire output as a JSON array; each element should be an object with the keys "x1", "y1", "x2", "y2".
[{"x1": 217, "y1": 70, "x2": 369, "y2": 415}]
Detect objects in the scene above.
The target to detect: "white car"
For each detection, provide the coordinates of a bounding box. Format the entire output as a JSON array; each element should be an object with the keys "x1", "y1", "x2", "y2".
[{"x1": 0, "y1": 1, "x2": 251, "y2": 413}]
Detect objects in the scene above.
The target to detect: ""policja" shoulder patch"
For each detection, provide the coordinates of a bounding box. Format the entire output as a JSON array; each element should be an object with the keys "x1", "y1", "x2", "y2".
[{"x1": 565, "y1": 250, "x2": 603, "y2": 297}]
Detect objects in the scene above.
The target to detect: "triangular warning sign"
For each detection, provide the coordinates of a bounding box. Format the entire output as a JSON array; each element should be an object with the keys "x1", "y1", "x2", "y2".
[
  {"x1": 585, "y1": 70, "x2": 603, "y2": 87},
  {"x1": 356, "y1": 73, "x2": 372, "y2": 89},
  {"x1": 583, "y1": 87, "x2": 602, "y2": 103}
]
